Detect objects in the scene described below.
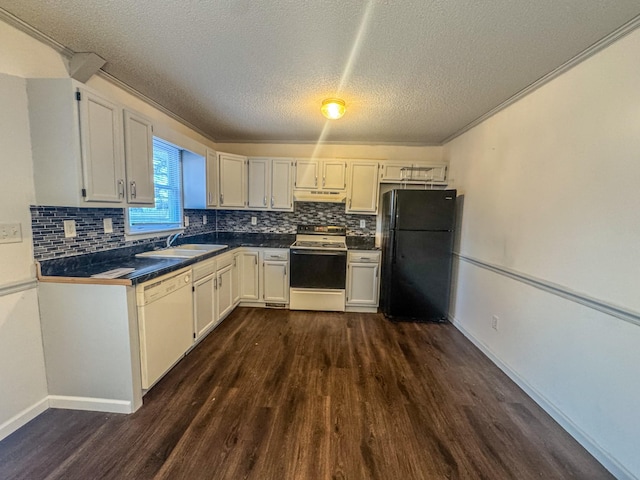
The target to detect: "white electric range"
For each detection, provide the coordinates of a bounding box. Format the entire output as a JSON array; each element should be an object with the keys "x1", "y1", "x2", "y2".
[{"x1": 289, "y1": 225, "x2": 347, "y2": 311}]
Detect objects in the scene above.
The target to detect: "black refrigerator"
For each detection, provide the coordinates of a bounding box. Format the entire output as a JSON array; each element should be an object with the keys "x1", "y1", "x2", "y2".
[{"x1": 380, "y1": 189, "x2": 457, "y2": 322}]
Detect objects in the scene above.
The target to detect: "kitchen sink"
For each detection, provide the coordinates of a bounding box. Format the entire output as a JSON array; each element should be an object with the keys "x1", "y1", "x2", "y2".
[{"x1": 135, "y1": 244, "x2": 228, "y2": 259}]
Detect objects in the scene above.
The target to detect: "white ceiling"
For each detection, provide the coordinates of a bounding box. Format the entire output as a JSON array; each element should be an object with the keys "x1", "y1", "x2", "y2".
[{"x1": 1, "y1": 1, "x2": 639, "y2": 144}]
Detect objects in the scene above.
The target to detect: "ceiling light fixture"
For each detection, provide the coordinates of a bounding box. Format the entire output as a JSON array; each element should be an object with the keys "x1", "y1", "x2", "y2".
[{"x1": 321, "y1": 98, "x2": 346, "y2": 120}]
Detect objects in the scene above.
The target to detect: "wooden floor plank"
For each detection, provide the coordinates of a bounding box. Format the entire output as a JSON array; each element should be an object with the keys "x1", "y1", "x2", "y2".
[{"x1": 0, "y1": 308, "x2": 613, "y2": 480}]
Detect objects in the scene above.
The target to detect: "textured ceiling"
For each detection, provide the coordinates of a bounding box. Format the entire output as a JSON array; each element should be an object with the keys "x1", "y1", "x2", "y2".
[{"x1": 1, "y1": 1, "x2": 639, "y2": 144}]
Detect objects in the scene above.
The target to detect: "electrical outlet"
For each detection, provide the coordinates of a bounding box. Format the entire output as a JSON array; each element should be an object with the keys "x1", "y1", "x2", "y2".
[
  {"x1": 491, "y1": 315, "x2": 499, "y2": 331},
  {"x1": 0, "y1": 222, "x2": 22, "y2": 244},
  {"x1": 203, "y1": 215, "x2": 207, "y2": 225},
  {"x1": 103, "y1": 218, "x2": 113, "y2": 234},
  {"x1": 63, "y1": 219, "x2": 76, "y2": 238},
  {"x1": 184, "y1": 216, "x2": 190, "y2": 227},
  {"x1": 359, "y1": 219, "x2": 366, "y2": 228},
  {"x1": 251, "y1": 216, "x2": 257, "y2": 225}
]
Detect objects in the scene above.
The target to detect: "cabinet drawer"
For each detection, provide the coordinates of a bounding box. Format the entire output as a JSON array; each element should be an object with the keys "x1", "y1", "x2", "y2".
[
  {"x1": 216, "y1": 253, "x2": 234, "y2": 270},
  {"x1": 348, "y1": 251, "x2": 380, "y2": 263},
  {"x1": 263, "y1": 249, "x2": 289, "y2": 261}
]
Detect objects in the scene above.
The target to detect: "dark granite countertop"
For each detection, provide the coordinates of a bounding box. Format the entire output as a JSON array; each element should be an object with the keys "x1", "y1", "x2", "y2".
[{"x1": 38, "y1": 232, "x2": 377, "y2": 285}]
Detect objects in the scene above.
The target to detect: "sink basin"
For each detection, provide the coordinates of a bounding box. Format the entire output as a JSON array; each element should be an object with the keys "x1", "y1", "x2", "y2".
[
  {"x1": 176, "y1": 244, "x2": 228, "y2": 252},
  {"x1": 135, "y1": 244, "x2": 228, "y2": 259}
]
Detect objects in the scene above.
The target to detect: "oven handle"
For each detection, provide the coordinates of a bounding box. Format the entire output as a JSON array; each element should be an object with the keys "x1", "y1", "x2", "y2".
[{"x1": 290, "y1": 249, "x2": 347, "y2": 257}]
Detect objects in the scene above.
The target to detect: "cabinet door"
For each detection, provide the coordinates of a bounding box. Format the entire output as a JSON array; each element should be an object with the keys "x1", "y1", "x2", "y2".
[
  {"x1": 295, "y1": 159, "x2": 318, "y2": 189},
  {"x1": 347, "y1": 161, "x2": 379, "y2": 214},
  {"x1": 232, "y1": 253, "x2": 241, "y2": 305},
  {"x1": 78, "y1": 89, "x2": 124, "y2": 203},
  {"x1": 123, "y1": 109, "x2": 154, "y2": 205},
  {"x1": 240, "y1": 251, "x2": 260, "y2": 300},
  {"x1": 322, "y1": 160, "x2": 347, "y2": 190},
  {"x1": 271, "y1": 159, "x2": 294, "y2": 211},
  {"x1": 263, "y1": 261, "x2": 289, "y2": 303},
  {"x1": 346, "y1": 263, "x2": 379, "y2": 306},
  {"x1": 193, "y1": 274, "x2": 216, "y2": 338},
  {"x1": 219, "y1": 153, "x2": 247, "y2": 207},
  {"x1": 216, "y1": 264, "x2": 234, "y2": 320},
  {"x1": 206, "y1": 149, "x2": 218, "y2": 207},
  {"x1": 248, "y1": 158, "x2": 270, "y2": 209}
]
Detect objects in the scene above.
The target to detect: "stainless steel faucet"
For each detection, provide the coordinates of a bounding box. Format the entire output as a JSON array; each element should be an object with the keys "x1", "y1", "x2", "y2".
[{"x1": 166, "y1": 232, "x2": 182, "y2": 248}]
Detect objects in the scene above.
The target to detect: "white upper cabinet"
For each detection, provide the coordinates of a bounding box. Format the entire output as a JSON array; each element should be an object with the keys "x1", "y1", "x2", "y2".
[
  {"x1": 183, "y1": 148, "x2": 218, "y2": 209},
  {"x1": 346, "y1": 161, "x2": 380, "y2": 214},
  {"x1": 270, "y1": 159, "x2": 294, "y2": 211},
  {"x1": 77, "y1": 89, "x2": 123, "y2": 203},
  {"x1": 322, "y1": 160, "x2": 347, "y2": 190},
  {"x1": 295, "y1": 159, "x2": 319, "y2": 189},
  {"x1": 26, "y1": 78, "x2": 154, "y2": 207},
  {"x1": 123, "y1": 109, "x2": 154, "y2": 205},
  {"x1": 248, "y1": 158, "x2": 270, "y2": 209},
  {"x1": 380, "y1": 162, "x2": 447, "y2": 184},
  {"x1": 295, "y1": 159, "x2": 346, "y2": 191},
  {"x1": 219, "y1": 152, "x2": 248, "y2": 208}
]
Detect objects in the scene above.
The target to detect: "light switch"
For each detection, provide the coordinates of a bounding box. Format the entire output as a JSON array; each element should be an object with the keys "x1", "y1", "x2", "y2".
[
  {"x1": 360, "y1": 219, "x2": 366, "y2": 228},
  {"x1": 203, "y1": 215, "x2": 207, "y2": 225},
  {"x1": 184, "y1": 216, "x2": 190, "y2": 227},
  {"x1": 251, "y1": 216, "x2": 257, "y2": 225},
  {"x1": 63, "y1": 219, "x2": 77, "y2": 238},
  {"x1": 103, "y1": 218, "x2": 113, "y2": 233}
]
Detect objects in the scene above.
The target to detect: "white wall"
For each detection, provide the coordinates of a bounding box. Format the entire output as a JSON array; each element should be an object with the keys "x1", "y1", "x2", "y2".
[
  {"x1": 445, "y1": 28, "x2": 640, "y2": 480},
  {"x1": 0, "y1": 72, "x2": 49, "y2": 437}
]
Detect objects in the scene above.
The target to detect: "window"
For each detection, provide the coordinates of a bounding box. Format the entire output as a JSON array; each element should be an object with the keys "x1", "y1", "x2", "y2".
[{"x1": 128, "y1": 138, "x2": 183, "y2": 235}]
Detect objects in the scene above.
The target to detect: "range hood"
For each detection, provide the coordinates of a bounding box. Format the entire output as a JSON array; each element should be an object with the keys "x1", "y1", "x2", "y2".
[{"x1": 293, "y1": 190, "x2": 347, "y2": 203}]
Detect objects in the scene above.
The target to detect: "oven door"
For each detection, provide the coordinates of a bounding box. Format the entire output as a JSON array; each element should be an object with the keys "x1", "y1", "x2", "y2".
[{"x1": 290, "y1": 249, "x2": 347, "y2": 289}]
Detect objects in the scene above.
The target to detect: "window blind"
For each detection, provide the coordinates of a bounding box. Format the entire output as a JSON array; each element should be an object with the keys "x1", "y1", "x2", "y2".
[{"x1": 128, "y1": 138, "x2": 183, "y2": 233}]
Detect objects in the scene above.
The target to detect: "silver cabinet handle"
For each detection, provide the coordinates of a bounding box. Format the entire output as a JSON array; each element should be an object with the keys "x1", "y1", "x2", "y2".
[
  {"x1": 315, "y1": 175, "x2": 318, "y2": 186},
  {"x1": 130, "y1": 181, "x2": 136, "y2": 198},
  {"x1": 322, "y1": 176, "x2": 325, "y2": 187},
  {"x1": 264, "y1": 196, "x2": 267, "y2": 206},
  {"x1": 118, "y1": 180, "x2": 125, "y2": 198},
  {"x1": 219, "y1": 275, "x2": 222, "y2": 288},
  {"x1": 208, "y1": 192, "x2": 213, "y2": 204},
  {"x1": 220, "y1": 193, "x2": 224, "y2": 204},
  {"x1": 271, "y1": 196, "x2": 274, "y2": 208},
  {"x1": 349, "y1": 198, "x2": 352, "y2": 208},
  {"x1": 214, "y1": 277, "x2": 217, "y2": 289}
]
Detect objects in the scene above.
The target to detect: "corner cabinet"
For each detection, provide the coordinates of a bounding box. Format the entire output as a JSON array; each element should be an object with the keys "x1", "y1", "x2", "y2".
[
  {"x1": 27, "y1": 78, "x2": 154, "y2": 207},
  {"x1": 346, "y1": 250, "x2": 381, "y2": 312},
  {"x1": 346, "y1": 161, "x2": 380, "y2": 214}
]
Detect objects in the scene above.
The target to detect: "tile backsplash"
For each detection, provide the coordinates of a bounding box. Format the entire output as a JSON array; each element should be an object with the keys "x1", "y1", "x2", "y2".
[{"x1": 31, "y1": 202, "x2": 375, "y2": 260}]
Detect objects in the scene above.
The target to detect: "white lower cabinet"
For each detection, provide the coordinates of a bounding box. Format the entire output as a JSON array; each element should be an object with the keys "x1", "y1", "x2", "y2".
[
  {"x1": 346, "y1": 251, "x2": 381, "y2": 311},
  {"x1": 262, "y1": 249, "x2": 289, "y2": 304},
  {"x1": 192, "y1": 258, "x2": 218, "y2": 340},
  {"x1": 217, "y1": 261, "x2": 234, "y2": 320},
  {"x1": 239, "y1": 250, "x2": 260, "y2": 301},
  {"x1": 232, "y1": 252, "x2": 241, "y2": 305}
]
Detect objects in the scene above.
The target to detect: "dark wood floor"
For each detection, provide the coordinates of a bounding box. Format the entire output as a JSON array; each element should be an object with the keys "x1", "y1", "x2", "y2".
[{"x1": 0, "y1": 308, "x2": 612, "y2": 480}]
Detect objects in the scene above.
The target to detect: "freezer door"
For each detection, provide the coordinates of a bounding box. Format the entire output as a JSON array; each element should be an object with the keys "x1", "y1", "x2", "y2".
[
  {"x1": 393, "y1": 190, "x2": 456, "y2": 231},
  {"x1": 384, "y1": 230, "x2": 454, "y2": 321}
]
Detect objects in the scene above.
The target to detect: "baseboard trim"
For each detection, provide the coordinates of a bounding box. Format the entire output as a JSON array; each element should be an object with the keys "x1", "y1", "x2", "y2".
[
  {"x1": 345, "y1": 305, "x2": 378, "y2": 313},
  {"x1": 0, "y1": 397, "x2": 49, "y2": 441},
  {"x1": 449, "y1": 315, "x2": 635, "y2": 480},
  {"x1": 47, "y1": 395, "x2": 132, "y2": 414}
]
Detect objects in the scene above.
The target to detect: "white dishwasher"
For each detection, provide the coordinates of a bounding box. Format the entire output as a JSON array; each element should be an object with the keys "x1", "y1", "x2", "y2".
[{"x1": 136, "y1": 267, "x2": 193, "y2": 390}]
